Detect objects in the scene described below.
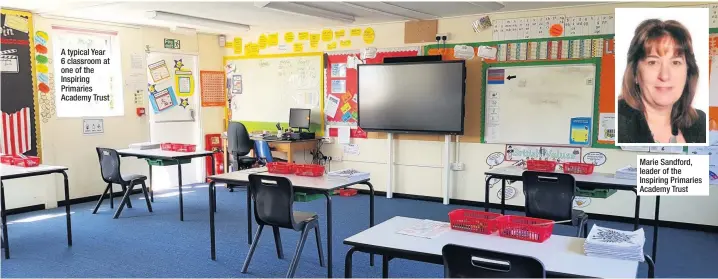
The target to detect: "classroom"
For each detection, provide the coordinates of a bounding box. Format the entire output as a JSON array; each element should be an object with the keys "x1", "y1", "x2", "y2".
[{"x1": 1, "y1": 1, "x2": 717, "y2": 278}]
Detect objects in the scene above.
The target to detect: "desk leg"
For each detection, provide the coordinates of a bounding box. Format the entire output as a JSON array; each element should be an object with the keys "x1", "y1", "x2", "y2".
[
  {"x1": 500, "y1": 179, "x2": 506, "y2": 215},
  {"x1": 287, "y1": 145, "x2": 294, "y2": 163},
  {"x1": 209, "y1": 181, "x2": 216, "y2": 260},
  {"x1": 652, "y1": 196, "x2": 660, "y2": 262},
  {"x1": 176, "y1": 159, "x2": 184, "y2": 221},
  {"x1": 1, "y1": 181, "x2": 9, "y2": 259},
  {"x1": 484, "y1": 175, "x2": 492, "y2": 212},
  {"x1": 61, "y1": 171, "x2": 72, "y2": 246},
  {"x1": 148, "y1": 164, "x2": 153, "y2": 202},
  {"x1": 365, "y1": 181, "x2": 375, "y2": 267},
  {"x1": 382, "y1": 255, "x2": 389, "y2": 278},
  {"x1": 322, "y1": 192, "x2": 333, "y2": 278},
  {"x1": 247, "y1": 184, "x2": 252, "y2": 245},
  {"x1": 344, "y1": 247, "x2": 357, "y2": 278},
  {"x1": 633, "y1": 194, "x2": 641, "y2": 230},
  {"x1": 209, "y1": 155, "x2": 217, "y2": 213}
]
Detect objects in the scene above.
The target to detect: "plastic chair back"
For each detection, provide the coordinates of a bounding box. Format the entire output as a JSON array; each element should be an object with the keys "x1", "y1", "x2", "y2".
[
  {"x1": 248, "y1": 174, "x2": 296, "y2": 229},
  {"x1": 522, "y1": 171, "x2": 575, "y2": 222},
  {"x1": 228, "y1": 121, "x2": 253, "y2": 156},
  {"x1": 96, "y1": 147, "x2": 122, "y2": 184},
  {"x1": 254, "y1": 140, "x2": 274, "y2": 163},
  {"x1": 442, "y1": 244, "x2": 545, "y2": 278}
]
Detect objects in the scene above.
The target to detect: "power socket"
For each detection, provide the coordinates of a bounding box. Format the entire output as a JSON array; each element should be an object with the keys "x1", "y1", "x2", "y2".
[
  {"x1": 451, "y1": 162, "x2": 464, "y2": 171},
  {"x1": 436, "y1": 33, "x2": 450, "y2": 41}
]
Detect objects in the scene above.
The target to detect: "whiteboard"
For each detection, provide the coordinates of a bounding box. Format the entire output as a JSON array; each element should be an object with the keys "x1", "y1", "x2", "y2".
[
  {"x1": 484, "y1": 62, "x2": 597, "y2": 146},
  {"x1": 226, "y1": 53, "x2": 323, "y2": 129}
]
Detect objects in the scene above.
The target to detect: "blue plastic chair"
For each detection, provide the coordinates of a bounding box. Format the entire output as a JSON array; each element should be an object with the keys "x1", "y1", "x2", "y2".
[{"x1": 254, "y1": 140, "x2": 274, "y2": 164}]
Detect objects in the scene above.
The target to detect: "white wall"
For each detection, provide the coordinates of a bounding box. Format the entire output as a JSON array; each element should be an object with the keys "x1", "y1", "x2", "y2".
[
  {"x1": 4, "y1": 15, "x2": 223, "y2": 210},
  {"x1": 223, "y1": 1, "x2": 718, "y2": 226}
]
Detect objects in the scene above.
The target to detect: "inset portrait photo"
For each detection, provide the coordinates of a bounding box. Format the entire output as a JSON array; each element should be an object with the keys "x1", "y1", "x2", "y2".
[{"x1": 614, "y1": 8, "x2": 709, "y2": 146}]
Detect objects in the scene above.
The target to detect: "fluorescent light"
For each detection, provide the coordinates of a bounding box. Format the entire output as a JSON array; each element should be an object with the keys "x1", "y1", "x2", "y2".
[
  {"x1": 256, "y1": 2, "x2": 355, "y2": 24},
  {"x1": 170, "y1": 26, "x2": 197, "y2": 36},
  {"x1": 146, "y1": 11, "x2": 250, "y2": 32}
]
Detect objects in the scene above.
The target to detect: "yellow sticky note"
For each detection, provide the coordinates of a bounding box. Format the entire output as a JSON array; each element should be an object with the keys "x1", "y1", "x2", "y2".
[
  {"x1": 4, "y1": 15, "x2": 29, "y2": 33},
  {"x1": 284, "y1": 32, "x2": 295, "y2": 43},
  {"x1": 258, "y1": 34, "x2": 268, "y2": 49},
  {"x1": 341, "y1": 102, "x2": 352, "y2": 114},
  {"x1": 340, "y1": 40, "x2": 352, "y2": 48},
  {"x1": 572, "y1": 129, "x2": 589, "y2": 143},
  {"x1": 309, "y1": 34, "x2": 320, "y2": 49},
  {"x1": 298, "y1": 32, "x2": 309, "y2": 41},
  {"x1": 350, "y1": 28, "x2": 362, "y2": 37},
  {"x1": 293, "y1": 43, "x2": 304, "y2": 53},
  {"x1": 327, "y1": 42, "x2": 337, "y2": 50},
  {"x1": 321, "y1": 29, "x2": 333, "y2": 42},
  {"x1": 233, "y1": 38, "x2": 243, "y2": 54},
  {"x1": 335, "y1": 29, "x2": 346, "y2": 38},
  {"x1": 268, "y1": 33, "x2": 279, "y2": 46},
  {"x1": 225, "y1": 42, "x2": 234, "y2": 49},
  {"x1": 363, "y1": 27, "x2": 375, "y2": 44},
  {"x1": 244, "y1": 43, "x2": 250, "y2": 55},
  {"x1": 248, "y1": 43, "x2": 260, "y2": 56}
]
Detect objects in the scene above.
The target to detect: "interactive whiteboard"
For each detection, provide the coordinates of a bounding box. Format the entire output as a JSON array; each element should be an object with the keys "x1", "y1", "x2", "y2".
[{"x1": 483, "y1": 61, "x2": 598, "y2": 146}]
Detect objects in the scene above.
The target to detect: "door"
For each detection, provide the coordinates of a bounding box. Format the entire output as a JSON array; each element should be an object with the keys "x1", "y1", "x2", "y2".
[{"x1": 146, "y1": 51, "x2": 203, "y2": 189}]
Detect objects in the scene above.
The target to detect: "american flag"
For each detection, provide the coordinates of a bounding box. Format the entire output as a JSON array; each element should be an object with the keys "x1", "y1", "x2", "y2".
[{"x1": 1, "y1": 108, "x2": 32, "y2": 156}]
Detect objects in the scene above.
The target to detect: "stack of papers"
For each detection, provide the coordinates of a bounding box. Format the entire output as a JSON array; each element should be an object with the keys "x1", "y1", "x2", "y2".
[
  {"x1": 328, "y1": 169, "x2": 370, "y2": 180},
  {"x1": 584, "y1": 225, "x2": 645, "y2": 262},
  {"x1": 396, "y1": 219, "x2": 450, "y2": 239},
  {"x1": 615, "y1": 165, "x2": 637, "y2": 180},
  {"x1": 129, "y1": 142, "x2": 160, "y2": 150}
]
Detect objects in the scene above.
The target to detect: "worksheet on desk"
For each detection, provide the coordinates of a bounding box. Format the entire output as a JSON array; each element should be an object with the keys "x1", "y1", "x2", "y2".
[{"x1": 396, "y1": 219, "x2": 450, "y2": 239}]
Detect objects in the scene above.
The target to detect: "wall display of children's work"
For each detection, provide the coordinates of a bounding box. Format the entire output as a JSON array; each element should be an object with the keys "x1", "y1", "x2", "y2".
[
  {"x1": 226, "y1": 27, "x2": 375, "y2": 55},
  {"x1": 0, "y1": 9, "x2": 41, "y2": 159},
  {"x1": 146, "y1": 53, "x2": 198, "y2": 122},
  {"x1": 224, "y1": 53, "x2": 324, "y2": 133},
  {"x1": 324, "y1": 47, "x2": 420, "y2": 138}
]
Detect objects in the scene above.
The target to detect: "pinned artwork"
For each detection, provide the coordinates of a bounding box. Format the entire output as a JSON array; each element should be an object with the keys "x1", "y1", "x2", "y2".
[
  {"x1": 35, "y1": 30, "x2": 50, "y2": 94},
  {"x1": 148, "y1": 60, "x2": 171, "y2": 82},
  {"x1": 231, "y1": 75, "x2": 242, "y2": 94},
  {"x1": 582, "y1": 152, "x2": 607, "y2": 166},
  {"x1": 362, "y1": 27, "x2": 375, "y2": 44},
  {"x1": 1, "y1": 49, "x2": 19, "y2": 73},
  {"x1": 497, "y1": 186, "x2": 518, "y2": 200},
  {"x1": 149, "y1": 85, "x2": 178, "y2": 113},
  {"x1": 573, "y1": 197, "x2": 591, "y2": 208},
  {"x1": 472, "y1": 15, "x2": 493, "y2": 33},
  {"x1": 486, "y1": 152, "x2": 505, "y2": 168},
  {"x1": 179, "y1": 98, "x2": 189, "y2": 109}
]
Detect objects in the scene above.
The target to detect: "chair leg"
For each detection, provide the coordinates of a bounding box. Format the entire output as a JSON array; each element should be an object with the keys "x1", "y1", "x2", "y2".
[
  {"x1": 92, "y1": 183, "x2": 112, "y2": 214},
  {"x1": 583, "y1": 221, "x2": 589, "y2": 238},
  {"x1": 113, "y1": 183, "x2": 136, "y2": 219},
  {"x1": 140, "y1": 181, "x2": 153, "y2": 213},
  {"x1": 314, "y1": 222, "x2": 325, "y2": 267},
  {"x1": 286, "y1": 225, "x2": 312, "y2": 278},
  {"x1": 121, "y1": 184, "x2": 133, "y2": 209},
  {"x1": 273, "y1": 226, "x2": 284, "y2": 259},
  {"x1": 242, "y1": 224, "x2": 265, "y2": 273},
  {"x1": 109, "y1": 183, "x2": 114, "y2": 209}
]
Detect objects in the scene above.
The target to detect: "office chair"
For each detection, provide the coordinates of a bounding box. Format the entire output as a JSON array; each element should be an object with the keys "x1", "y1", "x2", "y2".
[
  {"x1": 242, "y1": 174, "x2": 324, "y2": 278},
  {"x1": 228, "y1": 121, "x2": 257, "y2": 171},
  {"x1": 522, "y1": 171, "x2": 589, "y2": 238},
  {"x1": 442, "y1": 244, "x2": 545, "y2": 278},
  {"x1": 94, "y1": 148, "x2": 153, "y2": 219}
]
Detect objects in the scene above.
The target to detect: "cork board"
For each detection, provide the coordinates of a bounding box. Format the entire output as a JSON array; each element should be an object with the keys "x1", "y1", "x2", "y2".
[{"x1": 404, "y1": 20, "x2": 438, "y2": 44}]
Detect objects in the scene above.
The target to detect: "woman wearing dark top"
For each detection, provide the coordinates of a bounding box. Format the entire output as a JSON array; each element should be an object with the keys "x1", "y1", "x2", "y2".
[{"x1": 617, "y1": 19, "x2": 706, "y2": 144}]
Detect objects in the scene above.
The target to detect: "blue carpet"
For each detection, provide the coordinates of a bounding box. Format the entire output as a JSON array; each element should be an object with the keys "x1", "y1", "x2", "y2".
[{"x1": 1, "y1": 184, "x2": 717, "y2": 278}]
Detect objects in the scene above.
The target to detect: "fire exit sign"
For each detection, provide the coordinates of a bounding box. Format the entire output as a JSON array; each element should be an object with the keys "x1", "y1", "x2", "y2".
[{"x1": 164, "y1": 38, "x2": 180, "y2": 49}]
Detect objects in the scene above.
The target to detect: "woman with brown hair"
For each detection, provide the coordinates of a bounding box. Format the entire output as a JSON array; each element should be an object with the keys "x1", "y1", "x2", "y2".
[{"x1": 617, "y1": 19, "x2": 706, "y2": 144}]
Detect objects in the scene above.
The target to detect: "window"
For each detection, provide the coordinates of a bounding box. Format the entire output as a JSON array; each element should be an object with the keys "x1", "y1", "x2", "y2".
[{"x1": 52, "y1": 26, "x2": 124, "y2": 117}]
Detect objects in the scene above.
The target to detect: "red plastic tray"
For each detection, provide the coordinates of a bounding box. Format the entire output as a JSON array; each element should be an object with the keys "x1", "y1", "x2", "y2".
[
  {"x1": 267, "y1": 162, "x2": 295, "y2": 174},
  {"x1": 160, "y1": 143, "x2": 196, "y2": 152},
  {"x1": 497, "y1": 215, "x2": 554, "y2": 243},
  {"x1": 294, "y1": 164, "x2": 325, "y2": 177},
  {"x1": 338, "y1": 188, "x2": 358, "y2": 196},
  {"x1": 1, "y1": 155, "x2": 14, "y2": 165},
  {"x1": 526, "y1": 160, "x2": 558, "y2": 172},
  {"x1": 563, "y1": 162, "x2": 595, "y2": 175},
  {"x1": 12, "y1": 156, "x2": 40, "y2": 168},
  {"x1": 448, "y1": 209, "x2": 502, "y2": 235}
]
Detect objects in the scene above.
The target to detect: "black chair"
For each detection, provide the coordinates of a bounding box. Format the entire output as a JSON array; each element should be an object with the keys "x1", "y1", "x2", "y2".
[
  {"x1": 242, "y1": 174, "x2": 324, "y2": 278},
  {"x1": 94, "y1": 147, "x2": 153, "y2": 219},
  {"x1": 522, "y1": 171, "x2": 589, "y2": 238},
  {"x1": 228, "y1": 121, "x2": 257, "y2": 171},
  {"x1": 442, "y1": 244, "x2": 546, "y2": 278}
]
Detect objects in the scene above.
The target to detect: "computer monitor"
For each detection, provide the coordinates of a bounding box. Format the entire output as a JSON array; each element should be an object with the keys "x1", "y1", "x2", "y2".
[{"x1": 289, "y1": 108, "x2": 311, "y2": 131}]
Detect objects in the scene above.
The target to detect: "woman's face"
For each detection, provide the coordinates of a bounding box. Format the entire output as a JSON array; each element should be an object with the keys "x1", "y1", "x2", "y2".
[{"x1": 636, "y1": 38, "x2": 687, "y2": 109}]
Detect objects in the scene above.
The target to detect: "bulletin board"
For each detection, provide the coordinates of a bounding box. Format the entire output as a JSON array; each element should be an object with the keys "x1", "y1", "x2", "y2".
[
  {"x1": 225, "y1": 52, "x2": 324, "y2": 134},
  {"x1": 324, "y1": 47, "x2": 420, "y2": 133},
  {"x1": 0, "y1": 9, "x2": 41, "y2": 159},
  {"x1": 482, "y1": 60, "x2": 599, "y2": 146}
]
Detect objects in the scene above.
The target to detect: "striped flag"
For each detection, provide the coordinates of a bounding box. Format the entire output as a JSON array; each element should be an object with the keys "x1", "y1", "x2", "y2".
[{"x1": 1, "y1": 108, "x2": 32, "y2": 156}]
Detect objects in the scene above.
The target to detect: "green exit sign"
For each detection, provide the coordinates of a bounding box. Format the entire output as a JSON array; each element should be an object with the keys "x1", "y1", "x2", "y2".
[{"x1": 164, "y1": 38, "x2": 180, "y2": 49}]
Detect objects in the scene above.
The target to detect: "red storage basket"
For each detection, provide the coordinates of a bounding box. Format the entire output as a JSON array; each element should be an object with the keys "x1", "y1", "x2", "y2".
[
  {"x1": 294, "y1": 164, "x2": 325, "y2": 177},
  {"x1": 160, "y1": 143, "x2": 175, "y2": 151},
  {"x1": 448, "y1": 209, "x2": 502, "y2": 235},
  {"x1": 526, "y1": 160, "x2": 558, "y2": 172},
  {"x1": 12, "y1": 156, "x2": 40, "y2": 168},
  {"x1": 172, "y1": 143, "x2": 196, "y2": 152},
  {"x1": 497, "y1": 215, "x2": 554, "y2": 243},
  {"x1": 563, "y1": 162, "x2": 594, "y2": 175},
  {"x1": 338, "y1": 188, "x2": 358, "y2": 197},
  {"x1": 1, "y1": 155, "x2": 14, "y2": 165},
  {"x1": 267, "y1": 162, "x2": 295, "y2": 174}
]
